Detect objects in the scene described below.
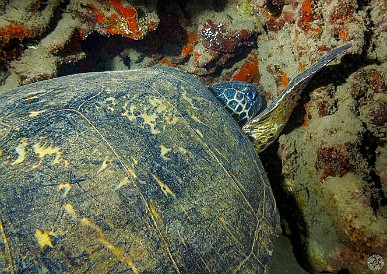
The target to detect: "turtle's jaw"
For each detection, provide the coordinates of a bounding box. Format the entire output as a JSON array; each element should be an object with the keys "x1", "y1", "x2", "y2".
[{"x1": 243, "y1": 44, "x2": 351, "y2": 153}]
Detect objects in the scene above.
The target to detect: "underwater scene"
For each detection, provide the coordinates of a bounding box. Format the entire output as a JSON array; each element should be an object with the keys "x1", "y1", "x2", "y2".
[{"x1": 0, "y1": 0, "x2": 386, "y2": 273}]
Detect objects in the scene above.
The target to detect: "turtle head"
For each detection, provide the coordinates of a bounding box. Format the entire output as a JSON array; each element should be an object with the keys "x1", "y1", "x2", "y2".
[{"x1": 209, "y1": 81, "x2": 267, "y2": 126}]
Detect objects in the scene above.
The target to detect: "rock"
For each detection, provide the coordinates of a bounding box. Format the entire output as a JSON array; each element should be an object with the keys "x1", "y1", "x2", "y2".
[
  {"x1": 278, "y1": 64, "x2": 387, "y2": 273},
  {"x1": 67, "y1": 0, "x2": 159, "y2": 40}
]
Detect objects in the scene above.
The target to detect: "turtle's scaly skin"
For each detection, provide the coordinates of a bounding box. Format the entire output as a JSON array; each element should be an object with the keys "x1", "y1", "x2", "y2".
[
  {"x1": 209, "y1": 81, "x2": 266, "y2": 126},
  {"x1": 0, "y1": 67, "x2": 279, "y2": 273},
  {"x1": 243, "y1": 44, "x2": 350, "y2": 152}
]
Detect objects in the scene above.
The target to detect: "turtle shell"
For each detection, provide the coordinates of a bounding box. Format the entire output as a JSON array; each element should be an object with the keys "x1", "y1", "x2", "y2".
[{"x1": 0, "y1": 66, "x2": 280, "y2": 273}]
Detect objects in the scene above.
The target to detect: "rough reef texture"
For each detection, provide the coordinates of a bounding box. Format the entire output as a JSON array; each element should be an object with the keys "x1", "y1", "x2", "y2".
[
  {"x1": 0, "y1": 0, "x2": 159, "y2": 90},
  {"x1": 0, "y1": 0, "x2": 386, "y2": 273},
  {"x1": 68, "y1": 0, "x2": 159, "y2": 39},
  {"x1": 277, "y1": 64, "x2": 387, "y2": 273}
]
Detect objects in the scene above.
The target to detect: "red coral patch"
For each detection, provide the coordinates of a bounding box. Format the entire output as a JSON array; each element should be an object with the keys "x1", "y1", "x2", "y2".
[{"x1": 316, "y1": 144, "x2": 355, "y2": 180}]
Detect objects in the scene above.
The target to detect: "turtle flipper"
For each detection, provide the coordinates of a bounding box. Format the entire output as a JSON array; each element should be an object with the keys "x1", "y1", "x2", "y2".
[{"x1": 242, "y1": 44, "x2": 350, "y2": 153}]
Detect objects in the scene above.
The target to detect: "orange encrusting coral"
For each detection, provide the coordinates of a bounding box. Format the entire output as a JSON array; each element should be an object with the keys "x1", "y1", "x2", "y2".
[
  {"x1": 297, "y1": 0, "x2": 321, "y2": 34},
  {"x1": 0, "y1": 24, "x2": 33, "y2": 44},
  {"x1": 279, "y1": 70, "x2": 289, "y2": 87},
  {"x1": 338, "y1": 30, "x2": 349, "y2": 41},
  {"x1": 300, "y1": 0, "x2": 313, "y2": 23},
  {"x1": 267, "y1": 64, "x2": 290, "y2": 94},
  {"x1": 87, "y1": 3, "x2": 106, "y2": 23},
  {"x1": 232, "y1": 51, "x2": 260, "y2": 83},
  {"x1": 181, "y1": 33, "x2": 197, "y2": 58},
  {"x1": 86, "y1": 0, "x2": 156, "y2": 40},
  {"x1": 193, "y1": 52, "x2": 202, "y2": 66},
  {"x1": 110, "y1": 0, "x2": 136, "y2": 18}
]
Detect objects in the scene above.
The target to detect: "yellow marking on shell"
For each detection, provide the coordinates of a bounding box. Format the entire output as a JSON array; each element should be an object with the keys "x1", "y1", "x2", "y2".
[
  {"x1": 122, "y1": 102, "x2": 159, "y2": 134},
  {"x1": 11, "y1": 138, "x2": 28, "y2": 165},
  {"x1": 32, "y1": 141, "x2": 62, "y2": 166},
  {"x1": 194, "y1": 128, "x2": 204, "y2": 138},
  {"x1": 160, "y1": 144, "x2": 172, "y2": 160},
  {"x1": 0, "y1": 218, "x2": 13, "y2": 274},
  {"x1": 0, "y1": 150, "x2": 2, "y2": 156},
  {"x1": 81, "y1": 217, "x2": 140, "y2": 274},
  {"x1": 63, "y1": 159, "x2": 69, "y2": 167},
  {"x1": 34, "y1": 229, "x2": 55, "y2": 249},
  {"x1": 181, "y1": 90, "x2": 197, "y2": 108},
  {"x1": 178, "y1": 234, "x2": 188, "y2": 249},
  {"x1": 128, "y1": 167, "x2": 137, "y2": 179},
  {"x1": 152, "y1": 174, "x2": 176, "y2": 199},
  {"x1": 105, "y1": 97, "x2": 117, "y2": 112},
  {"x1": 58, "y1": 183, "x2": 72, "y2": 197},
  {"x1": 26, "y1": 95, "x2": 39, "y2": 103},
  {"x1": 28, "y1": 110, "x2": 47, "y2": 118},
  {"x1": 181, "y1": 90, "x2": 200, "y2": 110},
  {"x1": 122, "y1": 97, "x2": 179, "y2": 134},
  {"x1": 149, "y1": 98, "x2": 164, "y2": 109},
  {"x1": 176, "y1": 231, "x2": 211, "y2": 272},
  {"x1": 126, "y1": 159, "x2": 138, "y2": 182},
  {"x1": 181, "y1": 90, "x2": 206, "y2": 124},
  {"x1": 219, "y1": 216, "x2": 244, "y2": 250},
  {"x1": 178, "y1": 146, "x2": 187, "y2": 154},
  {"x1": 219, "y1": 216, "x2": 250, "y2": 274},
  {"x1": 190, "y1": 114, "x2": 204, "y2": 124},
  {"x1": 132, "y1": 157, "x2": 138, "y2": 165},
  {"x1": 149, "y1": 199, "x2": 163, "y2": 225},
  {"x1": 98, "y1": 156, "x2": 109, "y2": 172},
  {"x1": 142, "y1": 112, "x2": 160, "y2": 134},
  {"x1": 115, "y1": 177, "x2": 130, "y2": 190},
  {"x1": 64, "y1": 203, "x2": 77, "y2": 218},
  {"x1": 121, "y1": 103, "x2": 136, "y2": 119}
]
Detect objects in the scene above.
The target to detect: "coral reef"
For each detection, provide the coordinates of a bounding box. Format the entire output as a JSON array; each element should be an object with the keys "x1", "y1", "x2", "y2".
[
  {"x1": 278, "y1": 64, "x2": 387, "y2": 272},
  {"x1": 192, "y1": 18, "x2": 257, "y2": 75},
  {"x1": 0, "y1": 0, "x2": 386, "y2": 273},
  {"x1": 0, "y1": 0, "x2": 159, "y2": 90},
  {"x1": 68, "y1": 0, "x2": 158, "y2": 39},
  {"x1": 0, "y1": 0, "x2": 63, "y2": 86},
  {"x1": 262, "y1": 0, "x2": 387, "y2": 271}
]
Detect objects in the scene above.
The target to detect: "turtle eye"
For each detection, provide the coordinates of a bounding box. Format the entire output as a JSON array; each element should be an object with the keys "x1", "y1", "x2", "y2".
[{"x1": 209, "y1": 81, "x2": 267, "y2": 126}]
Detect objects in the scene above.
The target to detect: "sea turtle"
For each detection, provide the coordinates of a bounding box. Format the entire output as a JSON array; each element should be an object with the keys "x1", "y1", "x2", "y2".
[{"x1": 0, "y1": 44, "x2": 349, "y2": 273}]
